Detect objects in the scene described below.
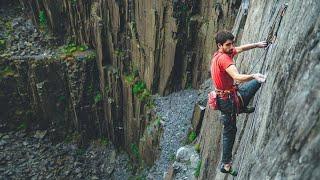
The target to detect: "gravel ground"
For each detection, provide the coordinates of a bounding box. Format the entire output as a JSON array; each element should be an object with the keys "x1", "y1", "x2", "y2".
[
  {"x1": 0, "y1": 130, "x2": 132, "y2": 180},
  {"x1": 147, "y1": 89, "x2": 198, "y2": 179}
]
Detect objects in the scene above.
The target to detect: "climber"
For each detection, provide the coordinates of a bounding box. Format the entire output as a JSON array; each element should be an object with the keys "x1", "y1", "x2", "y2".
[{"x1": 211, "y1": 31, "x2": 267, "y2": 176}]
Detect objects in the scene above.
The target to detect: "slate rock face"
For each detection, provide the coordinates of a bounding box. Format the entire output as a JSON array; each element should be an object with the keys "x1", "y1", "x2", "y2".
[{"x1": 196, "y1": 0, "x2": 320, "y2": 179}]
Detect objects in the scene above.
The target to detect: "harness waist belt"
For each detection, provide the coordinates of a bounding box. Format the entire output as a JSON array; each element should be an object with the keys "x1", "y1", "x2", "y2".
[{"x1": 215, "y1": 86, "x2": 242, "y2": 115}]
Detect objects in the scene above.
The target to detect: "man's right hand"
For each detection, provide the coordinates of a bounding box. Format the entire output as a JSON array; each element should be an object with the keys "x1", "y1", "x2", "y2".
[{"x1": 252, "y1": 73, "x2": 267, "y2": 83}]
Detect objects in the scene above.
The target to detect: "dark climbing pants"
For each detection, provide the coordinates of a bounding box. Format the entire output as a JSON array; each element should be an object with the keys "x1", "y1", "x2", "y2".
[{"x1": 217, "y1": 80, "x2": 261, "y2": 164}]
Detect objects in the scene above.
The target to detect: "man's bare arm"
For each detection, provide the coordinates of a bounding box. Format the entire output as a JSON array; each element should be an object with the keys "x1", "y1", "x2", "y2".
[
  {"x1": 226, "y1": 65, "x2": 267, "y2": 83},
  {"x1": 225, "y1": 65, "x2": 254, "y2": 83},
  {"x1": 235, "y1": 41, "x2": 268, "y2": 54}
]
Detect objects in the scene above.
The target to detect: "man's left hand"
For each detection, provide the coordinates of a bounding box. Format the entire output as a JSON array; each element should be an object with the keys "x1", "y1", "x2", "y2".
[{"x1": 255, "y1": 41, "x2": 268, "y2": 48}]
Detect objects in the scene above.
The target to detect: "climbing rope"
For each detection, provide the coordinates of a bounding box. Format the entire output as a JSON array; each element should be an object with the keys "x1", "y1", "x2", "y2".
[
  {"x1": 248, "y1": 3, "x2": 288, "y2": 74},
  {"x1": 248, "y1": 44, "x2": 270, "y2": 74},
  {"x1": 235, "y1": 3, "x2": 288, "y2": 179}
]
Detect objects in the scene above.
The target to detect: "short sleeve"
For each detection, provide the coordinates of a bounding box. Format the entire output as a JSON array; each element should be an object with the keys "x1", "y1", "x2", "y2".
[{"x1": 218, "y1": 55, "x2": 235, "y2": 70}]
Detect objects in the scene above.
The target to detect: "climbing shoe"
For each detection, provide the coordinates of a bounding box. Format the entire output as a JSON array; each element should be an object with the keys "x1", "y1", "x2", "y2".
[
  {"x1": 239, "y1": 106, "x2": 255, "y2": 114},
  {"x1": 220, "y1": 164, "x2": 238, "y2": 176}
]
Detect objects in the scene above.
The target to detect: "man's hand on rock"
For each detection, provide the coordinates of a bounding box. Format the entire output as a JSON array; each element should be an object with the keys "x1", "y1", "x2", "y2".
[
  {"x1": 252, "y1": 73, "x2": 267, "y2": 83},
  {"x1": 255, "y1": 41, "x2": 268, "y2": 48}
]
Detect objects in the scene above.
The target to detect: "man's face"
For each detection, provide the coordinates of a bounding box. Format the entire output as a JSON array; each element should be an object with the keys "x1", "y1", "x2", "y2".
[{"x1": 218, "y1": 40, "x2": 234, "y2": 54}]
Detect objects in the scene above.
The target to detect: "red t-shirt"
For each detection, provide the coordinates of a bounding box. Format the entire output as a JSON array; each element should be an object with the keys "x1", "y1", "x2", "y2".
[{"x1": 210, "y1": 49, "x2": 237, "y2": 90}]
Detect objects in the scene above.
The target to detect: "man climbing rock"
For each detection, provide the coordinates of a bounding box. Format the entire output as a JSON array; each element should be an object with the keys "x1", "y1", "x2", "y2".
[{"x1": 211, "y1": 31, "x2": 267, "y2": 176}]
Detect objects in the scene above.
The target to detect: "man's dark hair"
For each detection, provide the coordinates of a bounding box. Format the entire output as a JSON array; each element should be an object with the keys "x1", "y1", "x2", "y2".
[{"x1": 215, "y1": 31, "x2": 234, "y2": 46}]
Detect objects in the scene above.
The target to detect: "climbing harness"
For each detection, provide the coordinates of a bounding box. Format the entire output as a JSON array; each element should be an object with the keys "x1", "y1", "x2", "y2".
[{"x1": 235, "y1": 3, "x2": 288, "y2": 179}]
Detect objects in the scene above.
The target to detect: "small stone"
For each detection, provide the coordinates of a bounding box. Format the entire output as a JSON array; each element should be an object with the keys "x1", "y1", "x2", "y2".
[
  {"x1": 31, "y1": 175, "x2": 38, "y2": 180},
  {"x1": 0, "y1": 140, "x2": 7, "y2": 146},
  {"x1": 11, "y1": 45, "x2": 17, "y2": 51},
  {"x1": 12, "y1": 19, "x2": 20, "y2": 27},
  {"x1": 75, "y1": 168, "x2": 81, "y2": 173},
  {"x1": 34, "y1": 130, "x2": 47, "y2": 139},
  {"x1": 182, "y1": 168, "x2": 187, "y2": 171},
  {"x1": 46, "y1": 174, "x2": 53, "y2": 179},
  {"x1": 26, "y1": 42, "x2": 32, "y2": 47},
  {"x1": 190, "y1": 154, "x2": 200, "y2": 168},
  {"x1": 176, "y1": 146, "x2": 193, "y2": 162},
  {"x1": 19, "y1": 43, "x2": 25, "y2": 49},
  {"x1": 19, "y1": 132, "x2": 26, "y2": 138},
  {"x1": 91, "y1": 176, "x2": 99, "y2": 180},
  {"x1": 23, "y1": 141, "x2": 28, "y2": 146},
  {"x1": 5, "y1": 156, "x2": 11, "y2": 161},
  {"x1": 2, "y1": 135, "x2": 9, "y2": 140}
]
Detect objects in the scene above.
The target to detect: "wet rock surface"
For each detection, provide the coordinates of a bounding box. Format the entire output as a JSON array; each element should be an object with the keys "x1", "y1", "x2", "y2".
[
  {"x1": 0, "y1": 130, "x2": 132, "y2": 179},
  {"x1": 147, "y1": 90, "x2": 198, "y2": 180}
]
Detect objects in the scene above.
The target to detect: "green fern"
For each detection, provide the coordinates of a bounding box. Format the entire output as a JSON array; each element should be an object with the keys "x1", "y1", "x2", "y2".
[
  {"x1": 130, "y1": 143, "x2": 140, "y2": 159},
  {"x1": 94, "y1": 92, "x2": 102, "y2": 104},
  {"x1": 194, "y1": 143, "x2": 200, "y2": 153},
  {"x1": 39, "y1": 11, "x2": 47, "y2": 29},
  {"x1": 132, "y1": 81, "x2": 146, "y2": 95},
  {"x1": 188, "y1": 131, "x2": 196, "y2": 143},
  {"x1": 194, "y1": 160, "x2": 202, "y2": 177}
]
